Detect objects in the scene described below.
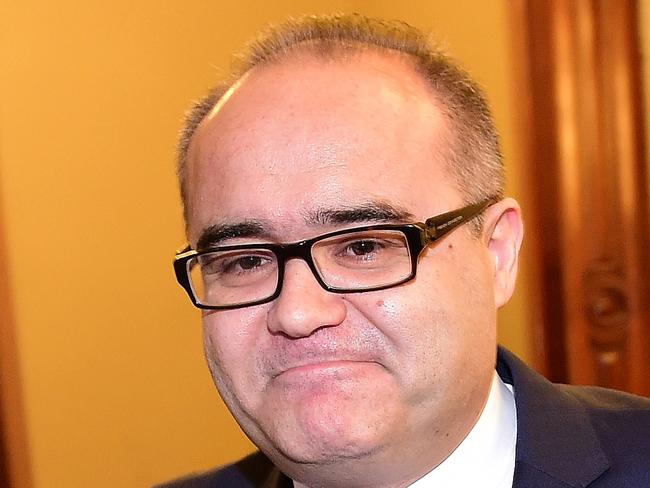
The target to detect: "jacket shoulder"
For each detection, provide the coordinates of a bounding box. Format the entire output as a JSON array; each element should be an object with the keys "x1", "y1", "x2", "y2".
[
  {"x1": 557, "y1": 382, "x2": 650, "y2": 411},
  {"x1": 557, "y1": 383, "x2": 650, "y2": 486}
]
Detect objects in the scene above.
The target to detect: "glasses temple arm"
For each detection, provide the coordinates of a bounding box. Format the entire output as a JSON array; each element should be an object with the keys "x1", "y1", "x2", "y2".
[
  {"x1": 423, "y1": 199, "x2": 494, "y2": 242},
  {"x1": 175, "y1": 243, "x2": 193, "y2": 257}
]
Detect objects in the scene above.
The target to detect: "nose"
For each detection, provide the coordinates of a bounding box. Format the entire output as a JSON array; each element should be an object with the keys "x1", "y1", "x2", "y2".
[{"x1": 266, "y1": 259, "x2": 346, "y2": 338}]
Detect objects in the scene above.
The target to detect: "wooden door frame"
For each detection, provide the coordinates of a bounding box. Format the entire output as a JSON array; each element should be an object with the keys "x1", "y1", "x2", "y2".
[{"x1": 510, "y1": 0, "x2": 650, "y2": 395}]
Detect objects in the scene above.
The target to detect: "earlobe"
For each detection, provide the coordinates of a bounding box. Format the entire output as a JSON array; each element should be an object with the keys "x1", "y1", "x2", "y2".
[{"x1": 485, "y1": 198, "x2": 524, "y2": 308}]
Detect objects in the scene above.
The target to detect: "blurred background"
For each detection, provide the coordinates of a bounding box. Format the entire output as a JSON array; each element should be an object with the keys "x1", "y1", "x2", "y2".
[{"x1": 1, "y1": 1, "x2": 648, "y2": 487}]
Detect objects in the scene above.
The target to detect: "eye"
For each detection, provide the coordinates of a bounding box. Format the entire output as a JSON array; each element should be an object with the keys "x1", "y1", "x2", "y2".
[
  {"x1": 230, "y1": 255, "x2": 265, "y2": 271},
  {"x1": 318, "y1": 232, "x2": 408, "y2": 266},
  {"x1": 197, "y1": 250, "x2": 275, "y2": 278},
  {"x1": 346, "y1": 240, "x2": 382, "y2": 257},
  {"x1": 221, "y1": 254, "x2": 272, "y2": 275}
]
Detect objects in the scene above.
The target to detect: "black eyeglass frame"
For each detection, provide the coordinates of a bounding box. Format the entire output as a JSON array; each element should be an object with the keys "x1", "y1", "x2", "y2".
[{"x1": 174, "y1": 199, "x2": 496, "y2": 310}]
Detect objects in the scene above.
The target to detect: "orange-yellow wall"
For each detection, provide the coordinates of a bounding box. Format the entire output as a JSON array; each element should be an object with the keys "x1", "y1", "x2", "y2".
[{"x1": 0, "y1": 2, "x2": 529, "y2": 486}]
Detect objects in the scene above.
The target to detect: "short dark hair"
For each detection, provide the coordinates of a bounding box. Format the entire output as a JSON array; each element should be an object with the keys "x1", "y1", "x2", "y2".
[{"x1": 177, "y1": 13, "x2": 504, "y2": 224}]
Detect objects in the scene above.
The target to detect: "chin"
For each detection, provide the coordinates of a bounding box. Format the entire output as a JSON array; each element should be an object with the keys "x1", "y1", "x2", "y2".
[
  {"x1": 271, "y1": 426, "x2": 384, "y2": 466},
  {"x1": 257, "y1": 391, "x2": 400, "y2": 466}
]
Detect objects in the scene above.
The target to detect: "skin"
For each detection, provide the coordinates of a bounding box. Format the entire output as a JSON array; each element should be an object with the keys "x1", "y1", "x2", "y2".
[{"x1": 185, "y1": 50, "x2": 523, "y2": 488}]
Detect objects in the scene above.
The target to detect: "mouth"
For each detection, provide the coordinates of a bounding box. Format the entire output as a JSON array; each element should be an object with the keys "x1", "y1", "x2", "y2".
[{"x1": 272, "y1": 358, "x2": 384, "y2": 383}]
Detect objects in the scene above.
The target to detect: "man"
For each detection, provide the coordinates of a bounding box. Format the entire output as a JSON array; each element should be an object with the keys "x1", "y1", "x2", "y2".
[{"x1": 165, "y1": 14, "x2": 650, "y2": 488}]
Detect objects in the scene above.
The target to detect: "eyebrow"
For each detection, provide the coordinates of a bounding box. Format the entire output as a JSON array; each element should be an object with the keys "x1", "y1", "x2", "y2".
[
  {"x1": 196, "y1": 220, "x2": 271, "y2": 250},
  {"x1": 306, "y1": 201, "x2": 415, "y2": 226},
  {"x1": 195, "y1": 201, "x2": 415, "y2": 249}
]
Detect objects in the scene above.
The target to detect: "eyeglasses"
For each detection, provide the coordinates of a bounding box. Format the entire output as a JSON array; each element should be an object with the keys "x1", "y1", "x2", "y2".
[{"x1": 174, "y1": 199, "x2": 495, "y2": 310}]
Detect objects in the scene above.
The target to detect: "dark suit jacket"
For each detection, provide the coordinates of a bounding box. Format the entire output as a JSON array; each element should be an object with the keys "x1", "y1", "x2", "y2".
[{"x1": 158, "y1": 347, "x2": 650, "y2": 487}]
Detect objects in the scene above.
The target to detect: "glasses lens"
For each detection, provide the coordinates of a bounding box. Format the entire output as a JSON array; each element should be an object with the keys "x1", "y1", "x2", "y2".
[
  {"x1": 187, "y1": 249, "x2": 278, "y2": 307},
  {"x1": 312, "y1": 229, "x2": 412, "y2": 290}
]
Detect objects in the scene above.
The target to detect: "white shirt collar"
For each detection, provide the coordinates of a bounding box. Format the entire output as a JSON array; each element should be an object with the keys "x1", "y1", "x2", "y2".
[{"x1": 409, "y1": 371, "x2": 517, "y2": 488}]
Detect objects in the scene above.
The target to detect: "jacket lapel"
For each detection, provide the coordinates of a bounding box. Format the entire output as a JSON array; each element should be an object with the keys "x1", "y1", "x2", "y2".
[{"x1": 497, "y1": 347, "x2": 610, "y2": 487}]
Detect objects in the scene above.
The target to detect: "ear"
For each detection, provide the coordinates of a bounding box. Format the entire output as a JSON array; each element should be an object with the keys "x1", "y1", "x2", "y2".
[{"x1": 483, "y1": 198, "x2": 524, "y2": 309}]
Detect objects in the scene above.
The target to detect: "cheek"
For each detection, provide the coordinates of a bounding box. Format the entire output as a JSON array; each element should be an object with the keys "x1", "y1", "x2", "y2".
[
  {"x1": 202, "y1": 308, "x2": 268, "y2": 400},
  {"x1": 350, "y1": 286, "x2": 447, "y2": 377},
  {"x1": 353, "y1": 248, "x2": 494, "y2": 380}
]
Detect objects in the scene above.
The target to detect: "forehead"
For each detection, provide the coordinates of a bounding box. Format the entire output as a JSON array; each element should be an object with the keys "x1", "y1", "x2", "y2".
[{"x1": 185, "y1": 51, "x2": 459, "y2": 240}]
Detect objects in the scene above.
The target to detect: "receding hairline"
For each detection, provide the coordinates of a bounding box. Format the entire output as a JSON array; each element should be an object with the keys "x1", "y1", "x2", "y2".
[
  {"x1": 191, "y1": 45, "x2": 452, "y2": 146},
  {"x1": 182, "y1": 44, "x2": 468, "y2": 192},
  {"x1": 184, "y1": 47, "x2": 457, "y2": 209}
]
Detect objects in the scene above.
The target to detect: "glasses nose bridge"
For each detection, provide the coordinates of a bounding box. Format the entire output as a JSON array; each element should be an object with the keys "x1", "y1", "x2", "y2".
[
  {"x1": 277, "y1": 238, "x2": 328, "y2": 290},
  {"x1": 280, "y1": 238, "x2": 313, "y2": 261}
]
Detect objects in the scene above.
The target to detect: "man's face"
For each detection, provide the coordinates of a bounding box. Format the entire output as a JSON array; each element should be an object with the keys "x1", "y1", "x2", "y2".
[{"x1": 185, "y1": 52, "x2": 502, "y2": 479}]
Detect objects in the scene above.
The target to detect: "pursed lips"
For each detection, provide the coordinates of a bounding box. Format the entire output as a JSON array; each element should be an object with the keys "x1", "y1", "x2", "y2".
[{"x1": 269, "y1": 354, "x2": 384, "y2": 380}]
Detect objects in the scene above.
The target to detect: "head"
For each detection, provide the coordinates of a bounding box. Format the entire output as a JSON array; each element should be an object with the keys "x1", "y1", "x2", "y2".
[{"x1": 177, "y1": 14, "x2": 523, "y2": 488}]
